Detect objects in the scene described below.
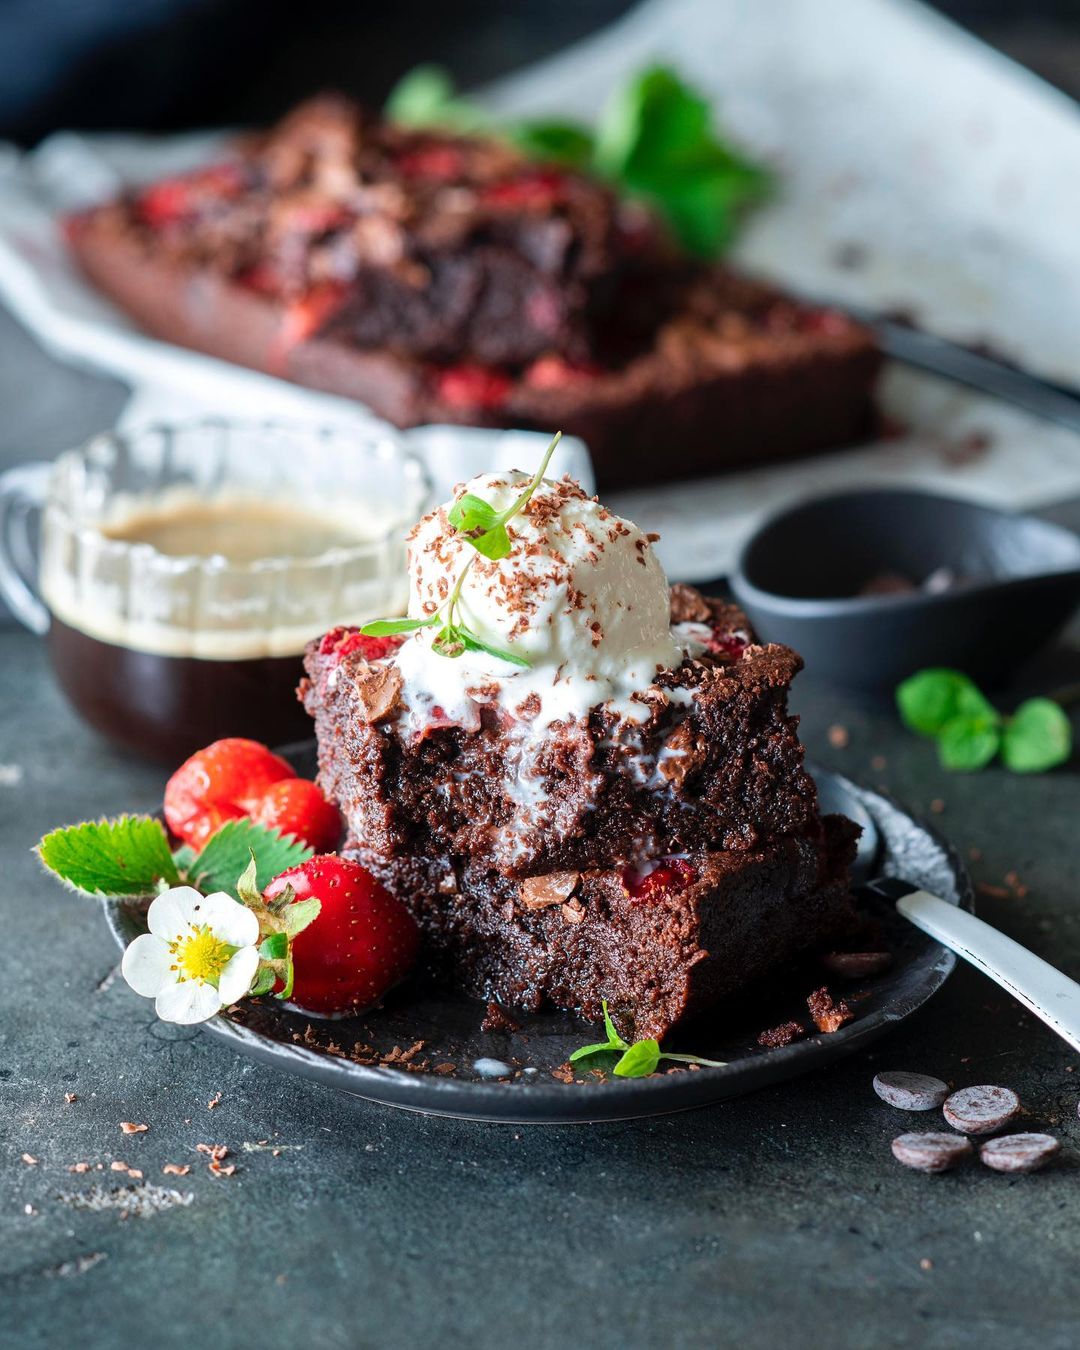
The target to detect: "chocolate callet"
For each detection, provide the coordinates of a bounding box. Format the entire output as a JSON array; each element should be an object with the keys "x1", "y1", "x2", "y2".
[
  {"x1": 873, "y1": 1071, "x2": 950, "y2": 1111},
  {"x1": 519, "y1": 871, "x2": 581, "y2": 911},
  {"x1": 354, "y1": 664, "x2": 403, "y2": 723},
  {"x1": 892, "y1": 1132, "x2": 973, "y2": 1173},
  {"x1": 658, "y1": 721, "x2": 707, "y2": 790},
  {"x1": 757, "y1": 1021, "x2": 806, "y2": 1049},
  {"x1": 942, "y1": 1085, "x2": 1021, "y2": 1136},
  {"x1": 979, "y1": 1133, "x2": 1060, "y2": 1174},
  {"x1": 807, "y1": 986, "x2": 854, "y2": 1033}
]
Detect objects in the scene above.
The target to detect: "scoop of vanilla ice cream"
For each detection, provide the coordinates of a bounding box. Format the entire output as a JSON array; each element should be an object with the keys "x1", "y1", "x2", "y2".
[{"x1": 392, "y1": 471, "x2": 681, "y2": 729}]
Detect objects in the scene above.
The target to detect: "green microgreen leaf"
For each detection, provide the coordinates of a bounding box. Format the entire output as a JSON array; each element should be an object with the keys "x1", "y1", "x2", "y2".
[
  {"x1": 897, "y1": 668, "x2": 998, "y2": 737},
  {"x1": 186, "y1": 821, "x2": 312, "y2": 900},
  {"x1": 456, "y1": 631, "x2": 530, "y2": 667},
  {"x1": 937, "y1": 715, "x2": 1001, "y2": 773},
  {"x1": 1001, "y1": 698, "x2": 1073, "y2": 774},
  {"x1": 360, "y1": 616, "x2": 436, "y2": 637},
  {"x1": 663, "y1": 1052, "x2": 728, "y2": 1069},
  {"x1": 36, "y1": 816, "x2": 180, "y2": 898},
  {"x1": 613, "y1": 1038, "x2": 661, "y2": 1078},
  {"x1": 601, "y1": 998, "x2": 627, "y2": 1049},
  {"x1": 447, "y1": 493, "x2": 499, "y2": 536},
  {"x1": 432, "y1": 626, "x2": 466, "y2": 659},
  {"x1": 569, "y1": 999, "x2": 628, "y2": 1063},
  {"x1": 469, "y1": 524, "x2": 512, "y2": 561}
]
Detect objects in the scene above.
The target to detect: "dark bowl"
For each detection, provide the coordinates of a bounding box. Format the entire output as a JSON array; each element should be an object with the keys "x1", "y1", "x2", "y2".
[{"x1": 731, "y1": 488, "x2": 1080, "y2": 690}]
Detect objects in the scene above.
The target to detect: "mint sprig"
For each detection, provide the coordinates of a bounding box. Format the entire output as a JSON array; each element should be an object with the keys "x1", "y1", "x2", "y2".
[
  {"x1": 384, "y1": 65, "x2": 771, "y2": 258},
  {"x1": 569, "y1": 1000, "x2": 726, "y2": 1078},
  {"x1": 897, "y1": 669, "x2": 1073, "y2": 774},
  {"x1": 362, "y1": 431, "x2": 562, "y2": 668}
]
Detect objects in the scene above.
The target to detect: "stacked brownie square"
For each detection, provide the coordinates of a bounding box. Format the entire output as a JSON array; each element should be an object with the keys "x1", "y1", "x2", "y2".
[
  {"x1": 68, "y1": 95, "x2": 881, "y2": 486},
  {"x1": 301, "y1": 585, "x2": 857, "y2": 1039}
]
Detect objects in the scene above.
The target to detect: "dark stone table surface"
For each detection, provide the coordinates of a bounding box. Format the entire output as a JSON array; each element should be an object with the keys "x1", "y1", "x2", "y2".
[{"x1": 1, "y1": 301, "x2": 1079, "y2": 1350}]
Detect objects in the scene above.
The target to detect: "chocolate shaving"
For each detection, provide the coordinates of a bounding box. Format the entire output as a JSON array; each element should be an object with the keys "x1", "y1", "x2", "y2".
[
  {"x1": 519, "y1": 870, "x2": 581, "y2": 911},
  {"x1": 354, "y1": 664, "x2": 403, "y2": 723},
  {"x1": 658, "y1": 720, "x2": 707, "y2": 790}
]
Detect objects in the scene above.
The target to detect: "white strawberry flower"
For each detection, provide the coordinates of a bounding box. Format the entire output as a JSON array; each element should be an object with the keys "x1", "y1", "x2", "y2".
[{"x1": 121, "y1": 885, "x2": 261, "y2": 1024}]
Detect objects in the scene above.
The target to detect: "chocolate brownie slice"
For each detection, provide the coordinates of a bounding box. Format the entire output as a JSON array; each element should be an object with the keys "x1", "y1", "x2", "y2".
[
  {"x1": 342, "y1": 815, "x2": 858, "y2": 1041},
  {"x1": 68, "y1": 94, "x2": 655, "y2": 370},
  {"x1": 301, "y1": 588, "x2": 823, "y2": 881}
]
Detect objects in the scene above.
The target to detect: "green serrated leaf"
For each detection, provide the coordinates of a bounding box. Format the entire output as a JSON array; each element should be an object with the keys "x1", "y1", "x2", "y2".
[
  {"x1": 258, "y1": 933, "x2": 288, "y2": 960},
  {"x1": 37, "y1": 816, "x2": 180, "y2": 898},
  {"x1": 897, "y1": 668, "x2": 997, "y2": 737},
  {"x1": 186, "y1": 820, "x2": 312, "y2": 899},
  {"x1": 938, "y1": 715, "x2": 1001, "y2": 773},
  {"x1": 360, "y1": 616, "x2": 434, "y2": 637},
  {"x1": 613, "y1": 1039, "x2": 662, "y2": 1078},
  {"x1": 281, "y1": 896, "x2": 322, "y2": 938},
  {"x1": 1001, "y1": 698, "x2": 1072, "y2": 774}
]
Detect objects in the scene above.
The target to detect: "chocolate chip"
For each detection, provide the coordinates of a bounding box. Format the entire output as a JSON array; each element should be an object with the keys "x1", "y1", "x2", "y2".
[
  {"x1": 892, "y1": 1132, "x2": 973, "y2": 1173},
  {"x1": 519, "y1": 871, "x2": 580, "y2": 911},
  {"x1": 822, "y1": 951, "x2": 895, "y2": 980},
  {"x1": 873, "y1": 1071, "x2": 950, "y2": 1111},
  {"x1": 979, "y1": 1133, "x2": 1060, "y2": 1174},
  {"x1": 942, "y1": 1085, "x2": 1021, "y2": 1135}
]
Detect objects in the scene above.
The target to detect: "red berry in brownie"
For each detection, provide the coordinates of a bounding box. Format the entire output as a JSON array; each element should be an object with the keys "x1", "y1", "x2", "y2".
[
  {"x1": 622, "y1": 859, "x2": 698, "y2": 902},
  {"x1": 265, "y1": 856, "x2": 419, "y2": 1015},
  {"x1": 524, "y1": 354, "x2": 603, "y2": 389},
  {"x1": 480, "y1": 168, "x2": 569, "y2": 209},
  {"x1": 434, "y1": 363, "x2": 513, "y2": 410},
  {"x1": 318, "y1": 627, "x2": 404, "y2": 665},
  {"x1": 396, "y1": 146, "x2": 467, "y2": 181},
  {"x1": 249, "y1": 778, "x2": 342, "y2": 853},
  {"x1": 164, "y1": 738, "x2": 295, "y2": 849}
]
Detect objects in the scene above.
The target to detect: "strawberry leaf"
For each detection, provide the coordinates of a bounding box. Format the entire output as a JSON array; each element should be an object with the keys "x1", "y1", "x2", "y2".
[
  {"x1": 36, "y1": 816, "x2": 179, "y2": 898},
  {"x1": 187, "y1": 821, "x2": 312, "y2": 899}
]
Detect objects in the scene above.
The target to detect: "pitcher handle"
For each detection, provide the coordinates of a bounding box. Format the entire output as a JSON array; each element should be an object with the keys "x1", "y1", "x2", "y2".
[{"x1": 0, "y1": 462, "x2": 51, "y2": 634}]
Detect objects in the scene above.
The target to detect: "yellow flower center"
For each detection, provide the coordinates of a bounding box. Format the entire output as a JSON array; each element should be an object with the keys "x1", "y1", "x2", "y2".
[{"x1": 169, "y1": 926, "x2": 236, "y2": 985}]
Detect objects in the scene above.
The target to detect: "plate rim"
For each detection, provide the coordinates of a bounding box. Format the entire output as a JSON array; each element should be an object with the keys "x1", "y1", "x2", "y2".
[{"x1": 101, "y1": 770, "x2": 973, "y2": 1123}]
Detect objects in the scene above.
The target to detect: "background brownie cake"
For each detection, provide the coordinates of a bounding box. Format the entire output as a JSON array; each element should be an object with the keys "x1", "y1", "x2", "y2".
[
  {"x1": 67, "y1": 95, "x2": 881, "y2": 486},
  {"x1": 301, "y1": 455, "x2": 858, "y2": 1037}
]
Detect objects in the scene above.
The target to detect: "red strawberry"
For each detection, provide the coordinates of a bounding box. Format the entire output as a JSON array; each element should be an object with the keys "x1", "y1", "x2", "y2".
[
  {"x1": 164, "y1": 738, "x2": 294, "y2": 849},
  {"x1": 435, "y1": 363, "x2": 512, "y2": 410},
  {"x1": 318, "y1": 626, "x2": 404, "y2": 664},
  {"x1": 249, "y1": 779, "x2": 342, "y2": 853},
  {"x1": 397, "y1": 146, "x2": 466, "y2": 181},
  {"x1": 265, "y1": 856, "x2": 419, "y2": 1015},
  {"x1": 481, "y1": 168, "x2": 568, "y2": 209},
  {"x1": 622, "y1": 858, "x2": 697, "y2": 903}
]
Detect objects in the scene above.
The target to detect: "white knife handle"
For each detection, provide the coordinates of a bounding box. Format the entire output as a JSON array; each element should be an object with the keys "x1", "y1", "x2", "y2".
[{"x1": 897, "y1": 890, "x2": 1080, "y2": 1055}]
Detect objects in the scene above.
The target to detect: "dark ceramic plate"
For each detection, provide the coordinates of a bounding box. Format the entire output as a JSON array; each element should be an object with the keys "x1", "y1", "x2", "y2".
[{"x1": 103, "y1": 753, "x2": 972, "y2": 1123}]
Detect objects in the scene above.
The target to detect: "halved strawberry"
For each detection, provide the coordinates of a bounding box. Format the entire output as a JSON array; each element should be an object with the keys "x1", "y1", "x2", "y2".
[
  {"x1": 265, "y1": 856, "x2": 419, "y2": 1015},
  {"x1": 164, "y1": 738, "x2": 294, "y2": 849},
  {"x1": 249, "y1": 779, "x2": 342, "y2": 853}
]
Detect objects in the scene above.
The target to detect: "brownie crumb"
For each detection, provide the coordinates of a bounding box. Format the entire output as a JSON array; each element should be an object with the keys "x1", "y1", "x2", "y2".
[
  {"x1": 119, "y1": 1122, "x2": 149, "y2": 1134},
  {"x1": 827, "y1": 724, "x2": 850, "y2": 749},
  {"x1": 433, "y1": 1063, "x2": 456, "y2": 1076},
  {"x1": 551, "y1": 1063, "x2": 575, "y2": 1084},
  {"x1": 519, "y1": 871, "x2": 580, "y2": 911},
  {"x1": 482, "y1": 1001, "x2": 522, "y2": 1034},
  {"x1": 757, "y1": 1020, "x2": 806, "y2": 1049},
  {"x1": 807, "y1": 986, "x2": 854, "y2": 1033}
]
